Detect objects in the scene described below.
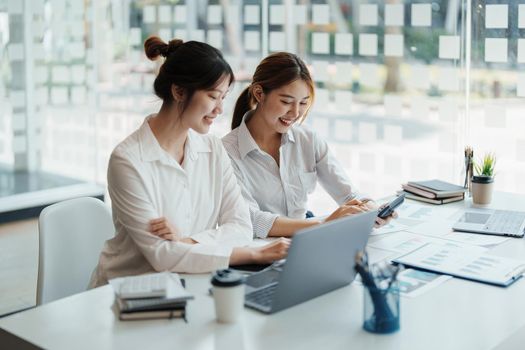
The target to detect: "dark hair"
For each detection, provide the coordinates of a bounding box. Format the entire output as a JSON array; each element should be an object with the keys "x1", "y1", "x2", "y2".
[
  {"x1": 231, "y1": 52, "x2": 315, "y2": 130},
  {"x1": 144, "y1": 36, "x2": 234, "y2": 109}
]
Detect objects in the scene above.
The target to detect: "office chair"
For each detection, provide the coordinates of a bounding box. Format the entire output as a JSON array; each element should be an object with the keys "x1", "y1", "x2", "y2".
[{"x1": 37, "y1": 197, "x2": 114, "y2": 305}]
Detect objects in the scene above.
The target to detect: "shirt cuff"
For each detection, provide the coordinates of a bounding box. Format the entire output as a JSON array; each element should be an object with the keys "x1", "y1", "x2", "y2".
[{"x1": 252, "y1": 211, "x2": 279, "y2": 239}]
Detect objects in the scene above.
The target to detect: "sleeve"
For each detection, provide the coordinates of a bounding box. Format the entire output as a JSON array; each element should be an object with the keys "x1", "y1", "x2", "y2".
[
  {"x1": 312, "y1": 132, "x2": 368, "y2": 205},
  {"x1": 223, "y1": 153, "x2": 279, "y2": 239},
  {"x1": 190, "y1": 141, "x2": 254, "y2": 245},
  {"x1": 108, "y1": 150, "x2": 232, "y2": 274}
]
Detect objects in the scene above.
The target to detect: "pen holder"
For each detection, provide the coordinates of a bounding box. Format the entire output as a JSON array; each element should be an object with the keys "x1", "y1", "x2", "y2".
[{"x1": 362, "y1": 281, "x2": 400, "y2": 334}]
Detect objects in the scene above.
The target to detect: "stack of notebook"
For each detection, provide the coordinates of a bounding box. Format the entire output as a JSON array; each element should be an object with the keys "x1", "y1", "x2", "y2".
[
  {"x1": 399, "y1": 179, "x2": 466, "y2": 205},
  {"x1": 110, "y1": 272, "x2": 194, "y2": 321}
]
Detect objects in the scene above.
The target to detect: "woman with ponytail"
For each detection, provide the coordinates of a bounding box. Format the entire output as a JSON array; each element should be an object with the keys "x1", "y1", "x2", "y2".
[
  {"x1": 90, "y1": 37, "x2": 289, "y2": 287},
  {"x1": 223, "y1": 52, "x2": 394, "y2": 238}
]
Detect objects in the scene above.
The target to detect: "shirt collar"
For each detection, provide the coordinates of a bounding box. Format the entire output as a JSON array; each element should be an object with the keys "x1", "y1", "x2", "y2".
[
  {"x1": 237, "y1": 111, "x2": 296, "y2": 159},
  {"x1": 139, "y1": 115, "x2": 211, "y2": 164}
]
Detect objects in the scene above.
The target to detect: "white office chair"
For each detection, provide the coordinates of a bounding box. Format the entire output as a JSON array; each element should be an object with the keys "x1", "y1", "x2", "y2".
[{"x1": 37, "y1": 197, "x2": 114, "y2": 305}]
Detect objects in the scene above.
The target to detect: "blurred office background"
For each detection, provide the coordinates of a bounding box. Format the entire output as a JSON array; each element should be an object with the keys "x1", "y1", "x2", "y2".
[{"x1": 1, "y1": 0, "x2": 525, "y2": 215}]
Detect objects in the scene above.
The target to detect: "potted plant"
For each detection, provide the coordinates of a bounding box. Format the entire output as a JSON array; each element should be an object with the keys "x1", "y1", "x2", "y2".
[{"x1": 471, "y1": 153, "x2": 496, "y2": 205}]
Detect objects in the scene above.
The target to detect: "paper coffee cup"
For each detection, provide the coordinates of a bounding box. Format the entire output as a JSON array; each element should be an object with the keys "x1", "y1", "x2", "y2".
[{"x1": 211, "y1": 269, "x2": 245, "y2": 323}]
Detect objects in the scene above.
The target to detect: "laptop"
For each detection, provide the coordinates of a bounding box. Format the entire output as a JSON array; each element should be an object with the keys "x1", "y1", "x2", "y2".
[
  {"x1": 453, "y1": 209, "x2": 525, "y2": 238},
  {"x1": 244, "y1": 210, "x2": 377, "y2": 314}
]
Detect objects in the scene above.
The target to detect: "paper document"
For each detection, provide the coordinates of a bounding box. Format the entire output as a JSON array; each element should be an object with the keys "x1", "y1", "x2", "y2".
[
  {"x1": 372, "y1": 217, "x2": 423, "y2": 235},
  {"x1": 393, "y1": 243, "x2": 525, "y2": 287},
  {"x1": 407, "y1": 219, "x2": 510, "y2": 246},
  {"x1": 396, "y1": 269, "x2": 452, "y2": 298}
]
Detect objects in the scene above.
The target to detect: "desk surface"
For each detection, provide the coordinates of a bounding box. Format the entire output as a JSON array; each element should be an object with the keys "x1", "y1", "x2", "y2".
[{"x1": 2, "y1": 192, "x2": 525, "y2": 350}]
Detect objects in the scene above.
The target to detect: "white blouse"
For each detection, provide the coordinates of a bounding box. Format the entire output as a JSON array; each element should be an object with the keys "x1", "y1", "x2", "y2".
[
  {"x1": 90, "y1": 116, "x2": 252, "y2": 287},
  {"x1": 222, "y1": 111, "x2": 363, "y2": 239}
]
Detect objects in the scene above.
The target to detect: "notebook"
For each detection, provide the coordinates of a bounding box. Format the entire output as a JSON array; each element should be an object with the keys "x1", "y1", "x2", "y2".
[
  {"x1": 244, "y1": 211, "x2": 377, "y2": 314},
  {"x1": 453, "y1": 209, "x2": 525, "y2": 238},
  {"x1": 407, "y1": 180, "x2": 466, "y2": 198}
]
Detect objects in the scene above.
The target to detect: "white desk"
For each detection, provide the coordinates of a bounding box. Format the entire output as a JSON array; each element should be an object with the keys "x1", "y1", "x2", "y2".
[{"x1": 2, "y1": 192, "x2": 525, "y2": 350}]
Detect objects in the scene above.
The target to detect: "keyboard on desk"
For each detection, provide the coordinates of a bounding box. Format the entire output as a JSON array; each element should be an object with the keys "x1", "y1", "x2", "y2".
[
  {"x1": 246, "y1": 283, "x2": 278, "y2": 309},
  {"x1": 485, "y1": 210, "x2": 525, "y2": 234}
]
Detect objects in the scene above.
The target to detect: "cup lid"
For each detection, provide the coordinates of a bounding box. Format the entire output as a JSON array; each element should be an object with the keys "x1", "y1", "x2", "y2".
[
  {"x1": 472, "y1": 175, "x2": 494, "y2": 184},
  {"x1": 211, "y1": 269, "x2": 245, "y2": 287}
]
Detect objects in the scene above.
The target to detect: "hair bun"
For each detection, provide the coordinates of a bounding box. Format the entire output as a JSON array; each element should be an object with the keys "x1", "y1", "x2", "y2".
[
  {"x1": 164, "y1": 39, "x2": 183, "y2": 57},
  {"x1": 144, "y1": 36, "x2": 183, "y2": 61}
]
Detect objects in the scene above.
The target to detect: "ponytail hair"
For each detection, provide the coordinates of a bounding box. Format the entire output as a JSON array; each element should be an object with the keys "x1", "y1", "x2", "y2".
[
  {"x1": 143, "y1": 36, "x2": 234, "y2": 108},
  {"x1": 231, "y1": 52, "x2": 315, "y2": 130},
  {"x1": 232, "y1": 87, "x2": 255, "y2": 129}
]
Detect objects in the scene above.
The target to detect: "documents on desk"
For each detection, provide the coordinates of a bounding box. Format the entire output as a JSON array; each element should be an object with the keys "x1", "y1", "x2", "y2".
[{"x1": 393, "y1": 243, "x2": 525, "y2": 287}]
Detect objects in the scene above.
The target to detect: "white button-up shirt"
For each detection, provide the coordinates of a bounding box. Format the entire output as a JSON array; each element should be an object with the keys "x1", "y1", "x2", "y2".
[
  {"x1": 222, "y1": 112, "x2": 362, "y2": 239},
  {"x1": 90, "y1": 116, "x2": 252, "y2": 287}
]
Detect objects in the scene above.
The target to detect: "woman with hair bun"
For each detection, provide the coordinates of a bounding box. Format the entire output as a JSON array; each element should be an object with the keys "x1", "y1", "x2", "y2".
[
  {"x1": 90, "y1": 37, "x2": 289, "y2": 287},
  {"x1": 222, "y1": 52, "x2": 395, "y2": 238}
]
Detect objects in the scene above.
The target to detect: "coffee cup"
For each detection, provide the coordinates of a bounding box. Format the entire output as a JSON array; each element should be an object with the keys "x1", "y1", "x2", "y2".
[{"x1": 211, "y1": 269, "x2": 245, "y2": 323}]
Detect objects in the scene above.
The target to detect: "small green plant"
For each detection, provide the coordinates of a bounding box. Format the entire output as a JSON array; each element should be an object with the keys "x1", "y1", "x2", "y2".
[{"x1": 474, "y1": 153, "x2": 496, "y2": 177}]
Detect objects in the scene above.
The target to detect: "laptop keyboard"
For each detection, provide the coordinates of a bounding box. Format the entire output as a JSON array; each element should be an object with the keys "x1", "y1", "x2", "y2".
[
  {"x1": 485, "y1": 211, "x2": 525, "y2": 233},
  {"x1": 246, "y1": 283, "x2": 278, "y2": 308}
]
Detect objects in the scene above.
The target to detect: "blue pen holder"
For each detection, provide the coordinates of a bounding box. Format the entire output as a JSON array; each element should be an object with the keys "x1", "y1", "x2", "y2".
[{"x1": 362, "y1": 281, "x2": 400, "y2": 334}]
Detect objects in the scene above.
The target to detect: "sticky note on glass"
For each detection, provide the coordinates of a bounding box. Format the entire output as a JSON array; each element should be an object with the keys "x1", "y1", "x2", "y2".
[
  {"x1": 312, "y1": 61, "x2": 329, "y2": 82},
  {"x1": 143, "y1": 5, "x2": 156, "y2": 23},
  {"x1": 316, "y1": 88, "x2": 330, "y2": 109},
  {"x1": 485, "y1": 38, "x2": 507, "y2": 63},
  {"x1": 207, "y1": 5, "x2": 222, "y2": 24},
  {"x1": 517, "y1": 73, "x2": 525, "y2": 97},
  {"x1": 359, "y1": 34, "x2": 378, "y2": 56},
  {"x1": 269, "y1": 31, "x2": 286, "y2": 51},
  {"x1": 311, "y1": 118, "x2": 330, "y2": 139},
  {"x1": 13, "y1": 135, "x2": 26, "y2": 153},
  {"x1": 270, "y1": 5, "x2": 285, "y2": 25},
  {"x1": 411, "y1": 4, "x2": 431, "y2": 27},
  {"x1": 51, "y1": 87, "x2": 69, "y2": 105},
  {"x1": 410, "y1": 96, "x2": 429, "y2": 119},
  {"x1": 35, "y1": 66, "x2": 48, "y2": 84},
  {"x1": 438, "y1": 67, "x2": 460, "y2": 92},
  {"x1": 484, "y1": 105, "x2": 506, "y2": 128},
  {"x1": 335, "y1": 33, "x2": 353, "y2": 55},
  {"x1": 485, "y1": 4, "x2": 508, "y2": 29},
  {"x1": 159, "y1": 28, "x2": 172, "y2": 42},
  {"x1": 244, "y1": 5, "x2": 260, "y2": 25},
  {"x1": 359, "y1": 4, "x2": 378, "y2": 26},
  {"x1": 71, "y1": 65, "x2": 86, "y2": 84},
  {"x1": 518, "y1": 39, "x2": 525, "y2": 63},
  {"x1": 174, "y1": 5, "x2": 187, "y2": 24},
  {"x1": 10, "y1": 90, "x2": 25, "y2": 108},
  {"x1": 52, "y1": 66, "x2": 70, "y2": 84},
  {"x1": 384, "y1": 34, "x2": 403, "y2": 57},
  {"x1": 244, "y1": 31, "x2": 260, "y2": 51},
  {"x1": 312, "y1": 32, "x2": 330, "y2": 54},
  {"x1": 358, "y1": 123, "x2": 377, "y2": 143},
  {"x1": 208, "y1": 30, "x2": 223, "y2": 49},
  {"x1": 334, "y1": 90, "x2": 352, "y2": 112},
  {"x1": 384, "y1": 125, "x2": 403, "y2": 145},
  {"x1": 71, "y1": 86, "x2": 87, "y2": 105},
  {"x1": 334, "y1": 120, "x2": 352, "y2": 141},
  {"x1": 359, "y1": 63, "x2": 379, "y2": 88},
  {"x1": 410, "y1": 65, "x2": 430, "y2": 90},
  {"x1": 439, "y1": 35, "x2": 460, "y2": 60},
  {"x1": 158, "y1": 5, "x2": 172, "y2": 24},
  {"x1": 191, "y1": 30, "x2": 205, "y2": 42},
  {"x1": 334, "y1": 62, "x2": 352, "y2": 84},
  {"x1": 438, "y1": 99, "x2": 459, "y2": 122},
  {"x1": 294, "y1": 5, "x2": 308, "y2": 25},
  {"x1": 385, "y1": 4, "x2": 404, "y2": 26},
  {"x1": 8, "y1": 43, "x2": 24, "y2": 61},
  {"x1": 129, "y1": 28, "x2": 141, "y2": 46},
  {"x1": 384, "y1": 95, "x2": 403, "y2": 118},
  {"x1": 312, "y1": 4, "x2": 330, "y2": 25},
  {"x1": 519, "y1": 5, "x2": 525, "y2": 28}
]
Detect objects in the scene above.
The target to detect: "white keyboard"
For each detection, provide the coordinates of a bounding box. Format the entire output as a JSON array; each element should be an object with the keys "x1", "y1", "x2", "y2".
[
  {"x1": 485, "y1": 210, "x2": 525, "y2": 234},
  {"x1": 118, "y1": 273, "x2": 168, "y2": 299}
]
